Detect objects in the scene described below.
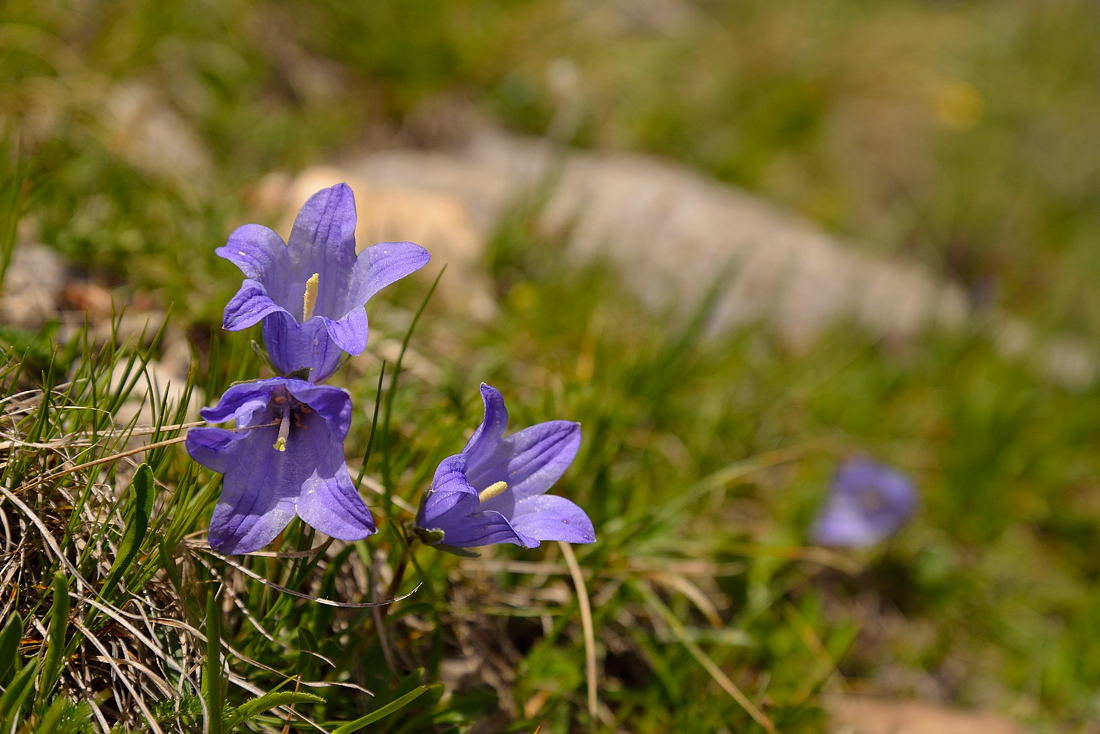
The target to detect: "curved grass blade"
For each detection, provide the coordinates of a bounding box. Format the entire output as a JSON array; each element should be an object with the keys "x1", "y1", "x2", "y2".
[
  {"x1": 37, "y1": 572, "x2": 70, "y2": 704},
  {"x1": 224, "y1": 691, "x2": 325, "y2": 730},
  {"x1": 0, "y1": 612, "x2": 22, "y2": 683},
  {"x1": 102, "y1": 463, "x2": 154, "y2": 593},
  {"x1": 0, "y1": 659, "x2": 39, "y2": 727},
  {"x1": 331, "y1": 686, "x2": 429, "y2": 734}
]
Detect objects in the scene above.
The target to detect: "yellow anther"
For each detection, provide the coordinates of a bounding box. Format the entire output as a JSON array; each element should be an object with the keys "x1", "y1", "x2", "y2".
[
  {"x1": 478, "y1": 481, "x2": 509, "y2": 503},
  {"x1": 273, "y1": 436, "x2": 287, "y2": 452},
  {"x1": 302, "y1": 273, "x2": 320, "y2": 321}
]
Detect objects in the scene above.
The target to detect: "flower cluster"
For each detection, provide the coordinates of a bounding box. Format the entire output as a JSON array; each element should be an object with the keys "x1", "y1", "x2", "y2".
[{"x1": 188, "y1": 183, "x2": 595, "y2": 556}]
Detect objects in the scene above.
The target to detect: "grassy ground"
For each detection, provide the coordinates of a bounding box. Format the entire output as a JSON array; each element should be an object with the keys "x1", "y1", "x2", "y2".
[{"x1": 3, "y1": 0, "x2": 1100, "y2": 731}]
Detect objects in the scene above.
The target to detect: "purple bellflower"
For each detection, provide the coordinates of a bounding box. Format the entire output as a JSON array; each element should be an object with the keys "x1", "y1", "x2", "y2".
[
  {"x1": 218, "y1": 183, "x2": 430, "y2": 382},
  {"x1": 186, "y1": 377, "x2": 376, "y2": 554},
  {"x1": 811, "y1": 458, "x2": 917, "y2": 548},
  {"x1": 415, "y1": 384, "x2": 595, "y2": 549}
]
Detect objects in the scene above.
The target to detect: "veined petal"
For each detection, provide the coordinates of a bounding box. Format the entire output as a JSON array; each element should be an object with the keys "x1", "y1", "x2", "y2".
[
  {"x1": 208, "y1": 422, "x2": 308, "y2": 554},
  {"x1": 288, "y1": 183, "x2": 358, "y2": 295},
  {"x1": 510, "y1": 495, "x2": 595, "y2": 545},
  {"x1": 321, "y1": 308, "x2": 370, "y2": 356},
  {"x1": 216, "y1": 224, "x2": 291, "y2": 291},
  {"x1": 186, "y1": 427, "x2": 243, "y2": 474},
  {"x1": 262, "y1": 312, "x2": 344, "y2": 381},
  {"x1": 432, "y1": 509, "x2": 535, "y2": 549},
  {"x1": 223, "y1": 279, "x2": 287, "y2": 331},
  {"x1": 417, "y1": 455, "x2": 478, "y2": 528},
  {"x1": 415, "y1": 454, "x2": 533, "y2": 547},
  {"x1": 297, "y1": 471, "x2": 376, "y2": 541},
  {"x1": 469, "y1": 420, "x2": 581, "y2": 501},
  {"x1": 283, "y1": 379, "x2": 353, "y2": 439},
  {"x1": 199, "y1": 380, "x2": 279, "y2": 426},
  {"x1": 345, "y1": 241, "x2": 431, "y2": 314},
  {"x1": 462, "y1": 384, "x2": 509, "y2": 464}
]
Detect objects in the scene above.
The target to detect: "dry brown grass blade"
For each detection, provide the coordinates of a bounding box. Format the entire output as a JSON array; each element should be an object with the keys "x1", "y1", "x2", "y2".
[
  {"x1": 645, "y1": 571, "x2": 725, "y2": 629},
  {"x1": 75, "y1": 593, "x2": 194, "y2": 680},
  {"x1": 149, "y1": 616, "x2": 374, "y2": 696},
  {"x1": 71, "y1": 619, "x2": 166, "y2": 734},
  {"x1": 559, "y1": 542, "x2": 598, "y2": 725},
  {"x1": 0, "y1": 484, "x2": 96, "y2": 593},
  {"x1": 197, "y1": 547, "x2": 421, "y2": 608}
]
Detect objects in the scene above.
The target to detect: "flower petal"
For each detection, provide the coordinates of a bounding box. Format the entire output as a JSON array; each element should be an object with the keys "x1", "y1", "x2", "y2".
[
  {"x1": 186, "y1": 427, "x2": 243, "y2": 474},
  {"x1": 199, "y1": 380, "x2": 279, "y2": 426},
  {"x1": 469, "y1": 420, "x2": 581, "y2": 501},
  {"x1": 297, "y1": 470, "x2": 376, "y2": 541},
  {"x1": 283, "y1": 379, "x2": 353, "y2": 439},
  {"x1": 261, "y1": 312, "x2": 344, "y2": 381},
  {"x1": 415, "y1": 455, "x2": 534, "y2": 546},
  {"x1": 288, "y1": 183, "x2": 358, "y2": 290},
  {"x1": 417, "y1": 455, "x2": 478, "y2": 528},
  {"x1": 344, "y1": 241, "x2": 431, "y2": 315},
  {"x1": 321, "y1": 308, "x2": 370, "y2": 356},
  {"x1": 434, "y1": 509, "x2": 535, "y2": 548},
  {"x1": 510, "y1": 494, "x2": 595, "y2": 545},
  {"x1": 223, "y1": 279, "x2": 287, "y2": 331},
  {"x1": 208, "y1": 423, "x2": 308, "y2": 554},
  {"x1": 462, "y1": 384, "x2": 510, "y2": 465},
  {"x1": 216, "y1": 224, "x2": 292, "y2": 298}
]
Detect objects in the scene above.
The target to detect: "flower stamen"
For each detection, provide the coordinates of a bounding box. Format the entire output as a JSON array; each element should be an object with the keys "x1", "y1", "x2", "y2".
[
  {"x1": 302, "y1": 272, "x2": 320, "y2": 321},
  {"x1": 273, "y1": 406, "x2": 292, "y2": 452},
  {"x1": 478, "y1": 480, "x2": 509, "y2": 503}
]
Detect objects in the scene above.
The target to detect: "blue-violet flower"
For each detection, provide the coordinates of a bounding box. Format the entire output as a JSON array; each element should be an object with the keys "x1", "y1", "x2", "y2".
[
  {"x1": 187, "y1": 376, "x2": 376, "y2": 554},
  {"x1": 218, "y1": 183, "x2": 430, "y2": 382},
  {"x1": 416, "y1": 384, "x2": 595, "y2": 548},
  {"x1": 811, "y1": 458, "x2": 917, "y2": 548}
]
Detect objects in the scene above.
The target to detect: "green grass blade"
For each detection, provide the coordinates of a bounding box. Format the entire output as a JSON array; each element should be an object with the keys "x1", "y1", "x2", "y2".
[
  {"x1": 331, "y1": 686, "x2": 429, "y2": 734},
  {"x1": 37, "y1": 572, "x2": 70, "y2": 704},
  {"x1": 102, "y1": 463, "x2": 155, "y2": 593},
  {"x1": 380, "y1": 266, "x2": 445, "y2": 505},
  {"x1": 0, "y1": 659, "x2": 39, "y2": 727},
  {"x1": 0, "y1": 611, "x2": 22, "y2": 683},
  {"x1": 203, "y1": 583, "x2": 225, "y2": 734},
  {"x1": 224, "y1": 691, "x2": 325, "y2": 730},
  {"x1": 354, "y1": 361, "x2": 387, "y2": 490}
]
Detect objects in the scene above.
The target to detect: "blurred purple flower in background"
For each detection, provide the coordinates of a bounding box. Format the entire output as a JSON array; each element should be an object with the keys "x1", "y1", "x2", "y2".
[
  {"x1": 186, "y1": 377, "x2": 376, "y2": 554},
  {"x1": 218, "y1": 183, "x2": 430, "y2": 381},
  {"x1": 811, "y1": 458, "x2": 917, "y2": 548},
  {"x1": 416, "y1": 384, "x2": 595, "y2": 549}
]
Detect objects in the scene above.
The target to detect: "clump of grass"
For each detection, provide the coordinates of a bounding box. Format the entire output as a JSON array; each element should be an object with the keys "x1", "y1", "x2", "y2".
[{"x1": 0, "y1": 322, "x2": 203, "y2": 731}]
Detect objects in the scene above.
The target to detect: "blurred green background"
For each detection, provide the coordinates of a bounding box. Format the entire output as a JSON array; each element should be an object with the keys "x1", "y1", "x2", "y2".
[{"x1": 4, "y1": 0, "x2": 1100, "y2": 731}]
